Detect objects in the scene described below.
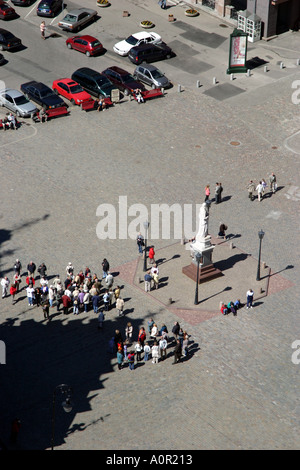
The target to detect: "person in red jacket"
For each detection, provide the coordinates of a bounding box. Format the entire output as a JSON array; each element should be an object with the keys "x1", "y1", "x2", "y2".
[
  {"x1": 10, "y1": 284, "x2": 17, "y2": 304},
  {"x1": 62, "y1": 293, "x2": 71, "y2": 315},
  {"x1": 148, "y1": 246, "x2": 155, "y2": 265}
]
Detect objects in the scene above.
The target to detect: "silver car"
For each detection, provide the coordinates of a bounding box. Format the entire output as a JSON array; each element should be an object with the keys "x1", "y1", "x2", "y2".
[
  {"x1": 58, "y1": 8, "x2": 97, "y2": 32},
  {"x1": 0, "y1": 88, "x2": 37, "y2": 117},
  {"x1": 133, "y1": 64, "x2": 170, "y2": 89}
]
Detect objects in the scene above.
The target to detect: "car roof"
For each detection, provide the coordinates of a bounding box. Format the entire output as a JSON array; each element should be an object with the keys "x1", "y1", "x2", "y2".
[
  {"x1": 66, "y1": 8, "x2": 95, "y2": 15},
  {"x1": 73, "y1": 67, "x2": 102, "y2": 77},
  {"x1": 23, "y1": 81, "x2": 51, "y2": 90},
  {"x1": 0, "y1": 28, "x2": 11, "y2": 34},
  {"x1": 131, "y1": 43, "x2": 162, "y2": 52},
  {"x1": 131, "y1": 31, "x2": 160, "y2": 40},
  {"x1": 55, "y1": 78, "x2": 77, "y2": 85},
  {"x1": 74, "y1": 35, "x2": 99, "y2": 42},
  {"x1": 1, "y1": 88, "x2": 23, "y2": 98},
  {"x1": 106, "y1": 66, "x2": 131, "y2": 75},
  {"x1": 137, "y1": 64, "x2": 159, "y2": 72}
]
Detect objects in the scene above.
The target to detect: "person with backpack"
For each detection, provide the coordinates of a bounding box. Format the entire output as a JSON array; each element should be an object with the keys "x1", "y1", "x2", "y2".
[{"x1": 127, "y1": 351, "x2": 135, "y2": 370}]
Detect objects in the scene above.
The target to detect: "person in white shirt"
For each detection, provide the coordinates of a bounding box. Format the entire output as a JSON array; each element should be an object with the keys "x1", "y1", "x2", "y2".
[
  {"x1": 151, "y1": 342, "x2": 159, "y2": 364},
  {"x1": 246, "y1": 289, "x2": 254, "y2": 309},
  {"x1": 159, "y1": 337, "x2": 168, "y2": 360},
  {"x1": 256, "y1": 181, "x2": 263, "y2": 202},
  {"x1": 1, "y1": 276, "x2": 10, "y2": 298},
  {"x1": 134, "y1": 341, "x2": 143, "y2": 362},
  {"x1": 26, "y1": 285, "x2": 35, "y2": 306}
]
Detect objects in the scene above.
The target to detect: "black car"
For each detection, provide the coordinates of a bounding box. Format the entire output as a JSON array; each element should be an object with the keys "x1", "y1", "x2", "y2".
[
  {"x1": 0, "y1": 28, "x2": 21, "y2": 51},
  {"x1": 128, "y1": 42, "x2": 173, "y2": 65},
  {"x1": 101, "y1": 66, "x2": 145, "y2": 96},
  {"x1": 0, "y1": 53, "x2": 5, "y2": 65},
  {"x1": 71, "y1": 67, "x2": 116, "y2": 99},
  {"x1": 20, "y1": 81, "x2": 66, "y2": 109},
  {"x1": 36, "y1": 0, "x2": 63, "y2": 18}
]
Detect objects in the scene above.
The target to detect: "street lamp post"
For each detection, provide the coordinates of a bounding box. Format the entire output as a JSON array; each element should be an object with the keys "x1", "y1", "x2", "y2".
[
  {"x1": 51, "y1": 384, "x2": 73, "y2": 451},
  {"x1": 194, "y1": 251, "x2": 202, "y2": 305},
  {"x1": 143, "y1": 221, "x2": 149, "y2": 272},
  {"x1": 256, "y1": 229, "x2": 265, "y2": 281}
]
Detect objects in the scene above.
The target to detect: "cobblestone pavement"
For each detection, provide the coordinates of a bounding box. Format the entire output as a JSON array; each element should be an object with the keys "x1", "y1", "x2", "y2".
[{"x1": 0, "y1": 0, "x2": 299, "y2": 451}]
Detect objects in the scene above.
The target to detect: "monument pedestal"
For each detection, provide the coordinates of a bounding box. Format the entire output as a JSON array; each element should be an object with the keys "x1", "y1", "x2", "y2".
[{"x1": 182, "y1": 236, "x2": 223, "y2": 283}]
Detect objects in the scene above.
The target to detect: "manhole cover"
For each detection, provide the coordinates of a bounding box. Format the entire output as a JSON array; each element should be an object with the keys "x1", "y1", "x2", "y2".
[
  {"x1": 272, "y1": 146, "x2": 277, "y2": 149},
  {"x1": 230, "y1": 141, "x2": 240, "y2": 146},
  {"x1": 195, "y1": 145, "x2": 201, "y2": 148}
]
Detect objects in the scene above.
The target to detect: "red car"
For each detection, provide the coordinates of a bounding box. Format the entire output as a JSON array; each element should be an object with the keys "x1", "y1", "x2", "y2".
[
  {"x1": 0, "y1": 2, "x2": 16, "y2": 20},
  {"x1": 52, "y1": 78, "x2": 92, "y2": 105},
  {"x1": 66, "y1": 35, "x2": 103, "y2": 57}
]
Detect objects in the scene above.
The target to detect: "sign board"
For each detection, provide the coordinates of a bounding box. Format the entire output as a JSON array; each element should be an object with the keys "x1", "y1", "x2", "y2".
[
  {"x1": 227, "y1": 29, "x2": 248, "y2": 74},
  {"x1": 111, "y1": 88, "x2": 120, "y2": 103}
]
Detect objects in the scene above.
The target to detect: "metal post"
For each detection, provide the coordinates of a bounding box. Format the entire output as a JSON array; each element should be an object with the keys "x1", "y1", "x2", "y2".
[
  {"x1": 194, "y1": 253, "x2": 201, "y2": 305},
  {"x1": 143, "y1": 222, "x2": 149, "y2": 272},
  {"x1": 256, "y1": 229, "x2": 265, "y2": 281}
]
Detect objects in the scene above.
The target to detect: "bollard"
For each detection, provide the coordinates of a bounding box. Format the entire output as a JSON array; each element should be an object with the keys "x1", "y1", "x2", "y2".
[
  {"x1": 262, "y1": 261, "x2": 266, "y2": 269},
  {"x1": 161, "y1": 87, "x2": 164, "y2": 95},
  {"x1": 230, "y1": 73, "x2": 234, "y2": 81},
  {"x1": 168, "y1": 298, "x2": 173, "y2": 305},
  {"x1": 280, "y1": 62, "x2": 284, "y2": 69},
  {"x1": 297, "y1": 59, "x2": 300, "y2": 66},
  {"x1": 178, "y1": 84, "x2": 181, "y2": 93},
  {"x1": 213, "y1": 77, "x2": 217, "y2": 85},
  {"x1": 264, "y1": 65, "x2": 268, "y2": 73},
  {"x1": 181, "y1": 238, "x2": 185, "y2": 245},
  {"x1": 230, "y1": 242, "x2": 234, "y2": 250},
  {"x1": 247, "y1": 69, "x2": 251, "y2": 77},
  {"x1": 196, "y1": 80, "x2": 200, "y2": 88}
]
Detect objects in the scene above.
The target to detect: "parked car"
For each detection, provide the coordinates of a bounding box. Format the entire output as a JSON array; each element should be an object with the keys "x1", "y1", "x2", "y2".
[
  {"x1": 66, "y1": 35, "x2": 103, "y2": 57},
  {"x1": 101, "y1": 66, "x2": 145, "y2": 96},
  {"x1": 58, "y1": 8, "x2": 97, "y2": 32},
  {"x1": 133, "y1": 64, "x2": 170, "y2": 89},
  {"x1": 0, "y1": 2, "x2": 17, "y2": 20},
  {"x1": 0, "y1": 88, "x2": 37, "y2": 117},
  {"x1": 128, "y1": 42, "x2": 173, "y2": 65},
  {"x1": 11, "y1": 0, "x2": 32, "y2": 5},
  {"x1": 20, "y1": 81, "x2": 66, "y2": 109},
  {"x1": 113, "y1": 31, "x2": 161, "y2": 56},
  {"x1": 36, "y1": 0, "x2": 63, "y2": 18},
  {"x1": 52, "y1": 78, "x2": 92, "y2": 105},
  {"x1": 0, "y1": 52, "x2": 4, "y2": 64},
  {"x1": 0, "y1": 28, "x2": 21, "y2": 51},
  {"x1": 71, "y1": 67, "x2": 116, "y2": 99}
]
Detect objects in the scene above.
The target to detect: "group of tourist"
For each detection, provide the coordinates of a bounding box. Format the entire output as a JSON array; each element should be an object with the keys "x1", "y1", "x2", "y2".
[
  {"x1": 111, "y1": 320, "x2": 190, "y2": 370},
  {"x1": 0, "y1": 257, "x2": 125, "y2": 321}
]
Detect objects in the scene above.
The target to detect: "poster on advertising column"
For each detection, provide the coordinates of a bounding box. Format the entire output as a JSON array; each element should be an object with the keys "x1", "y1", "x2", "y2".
[{"x1": 227, "y1": 29, "x2": 248, "y2": 74}]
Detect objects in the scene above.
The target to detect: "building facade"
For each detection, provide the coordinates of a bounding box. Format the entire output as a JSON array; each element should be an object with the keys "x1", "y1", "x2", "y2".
[{"x1": 190, "y1": 0, "x2": 300, "y2": 39}]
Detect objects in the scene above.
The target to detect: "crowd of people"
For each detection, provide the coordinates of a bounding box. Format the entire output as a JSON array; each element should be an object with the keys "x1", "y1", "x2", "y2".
[
  {"x1": 0, "y1": 257, "x2": 124, "y2": 322},
  {"x1": 110, "y1": 320, "x2": 190, "y2": 370},
  {"x1": 247, "y1": 172, "x2": 277, "y2": 202}
]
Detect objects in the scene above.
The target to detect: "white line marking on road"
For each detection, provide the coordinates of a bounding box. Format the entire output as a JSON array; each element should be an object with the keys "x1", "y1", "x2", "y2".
[
  {"x1": 0, "y1": 124, "x2": 38, "y2": 148},
  {"x1": 25, "y1": 2, "x2": 39, "y2": 19}
]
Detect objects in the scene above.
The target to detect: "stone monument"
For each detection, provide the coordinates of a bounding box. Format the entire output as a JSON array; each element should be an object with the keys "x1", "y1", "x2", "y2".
[{"x1": 182, "y1": 201, "x2": 222, "y2": 283}]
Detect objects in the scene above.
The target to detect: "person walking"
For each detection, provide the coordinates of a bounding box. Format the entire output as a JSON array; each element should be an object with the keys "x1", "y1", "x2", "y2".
[
  {"x1": 256, "y1": 181, "x2": 264, "y2": 202},
  {"x1": 40, "y1": 21, "x2": 46, "y2": 40},
  {"x1": 136, "y1": 232, "x2": 144, "y2": 255},
  {"x1": 269, "y1": 172, "x2": 277, "y2": 193},
  {"x1": 247, "y1": 180, "x2": 255, "y2": 201},
  {"x1": 246, "y1": 289, "x2": 254, "y2": 309},
  {"x1": 173, "y1": 339, "x2": 182, "y2": 364}
]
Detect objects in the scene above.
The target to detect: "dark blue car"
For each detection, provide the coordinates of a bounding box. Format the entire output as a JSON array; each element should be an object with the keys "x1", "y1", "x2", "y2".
[
  {"x1": 20, "y1": 81, "x2": 66, "y2": 109},
  {"x1": 36, "y1": 0, "x2": 63, "y2": 18}
]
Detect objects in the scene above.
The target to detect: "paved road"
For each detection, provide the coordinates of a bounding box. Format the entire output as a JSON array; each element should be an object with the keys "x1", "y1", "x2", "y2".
[{"x1": 0, "y1": 0, "x2": 299, "y2": 450}]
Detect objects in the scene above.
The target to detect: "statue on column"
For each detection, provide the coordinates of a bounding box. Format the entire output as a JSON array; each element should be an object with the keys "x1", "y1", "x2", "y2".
[{"x1": 196, "y1": 201, "x2": 211, "y2": 242}]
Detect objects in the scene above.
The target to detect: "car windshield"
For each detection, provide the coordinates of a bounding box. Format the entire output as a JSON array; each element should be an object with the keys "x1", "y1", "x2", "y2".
[
  {"x1": 63, "y1": 14, "x2": 77, "y2": 22},
  {"x1": 69, "y1": 84, "x2": 83, "y2": 94},
  {"x1": 122, "y1": 74, "x2": 134, "y2": 84},
  {"x1": 2, "y1": 32, "x2": 15, "y2": 40},
  {"x1": 125, "y1": 35, "x2": 138, "y2": 46},
  {"x1": 91, "y1": 41, "x2": 101, "y2": 47},
  {"x1": 151, "y1": 69, "x2": 164, "y2": 79},
  {"x1": 39, "y1": 2, "x2": 50, "y2": 8},
  {"x1": 1, "y1": 4, "x2": 11, "y2": 9},
  {"x1": 40, "y1": 88, "x2": 53, "y2": 98},
  {"x1": 14, "y1": 95, "x2": 29, "y2": 105}
]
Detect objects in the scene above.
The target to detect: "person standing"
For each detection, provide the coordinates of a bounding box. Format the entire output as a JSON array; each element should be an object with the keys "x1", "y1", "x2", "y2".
[
  {"x1": 215, "y1": 183, "x2": 221, "y2": 204},
  {"x1": 92, "y1": 292, "x2": 100, "y2": 314},
  {"x1": 136, "y1": 232, "x2": 144, "y2": 255},
  {"x1": 151, "y1": 341, "x2": 159, "y2": 364},
  {"x1": 117, "y1": 349, "x2": 123, "y2": 370},
  {"x1": 27, "y1": 261, "x2": 36, "y2": 279},
  {"x1": 41, "y1": 297, "x2": 50, "y2": 320},
  {"x1": 256, "y1": 181, "x2": 264, "y2": 202},
  {"x1": 26, "y1": 284, "x2": 35, "y2": 307},
  {"x1": 37, "y1": 262, "x2": 47, "y2": 278},
  {"x1": 159, "y1": 336, "x2": 168, "y2": 360},
  {"x1": 172, "y1": 321, "x2": 180, "y2": 343},
  {"x1": 134, "y1": 341, "x2": 143, "y2": 362},
  {"x1": 144, "y1": 271, "x2": 152, "y2": 292},
  {"x1": 246, "y1": 289, "x2": 254, "y2": 309},
  {"x1": 116, "y1": 296, "x2": 125, "y2": 316},
  {"x1": 1, "y1": 276, "x2": 10, "y2": 298},
  {"x1": 40, "y1": 21, "x2": 46, "y2": 40},
  {"x1": 83, "y1": 289, "x2": 90, "y2": 313},
  {"x1": 143, "y1": 342, "x2": 151, "y2": 361},
  {"x1": 103, "y1": 290, "x2": 110, "y2": 311},
  {"x1": 127, "y1": 351, "x2": 135, "y2": 370},
  {"x1": 125, "y1": 322, "x2": 133, "y2": 344},
  {"x1": 98, "y1": 310, "x2": 105, "y2": 329},
  {"x1": 10, "y1": 284, "x2": 17, "y2": 304},
  {"x1": 13, "y1": 259, "x2": 22, "y2": 276},
  {"x1": 138, "y1": 326, "x2": 146, "y2": 349},
  {"x1": 173, "y1": 339, "x2": 182, "y2": 364},
  {"x1": 62, "y1": 292, "x2": 71, "y2": 314},
  {"x1": 182, "y1": 333, "x2": 189, "y2": 357},
  {"x1": 13, "y1": 272, "x2": 21, "y2": 293},
  {"x1": 102, "y1": 258, "x2": 109, "y2": 279},
  {"x1": 247, "y1": 180, "x2": 255, "y2": 201},
  {"x1": 269, "y1": 172, "x2": 277, "y2": 193},
  {"x1": 148, "y1": 246, "x2": 155, "y2": 265},
  {"x1": 204, "y1": 185, "x2": 210, "y2": 202}
]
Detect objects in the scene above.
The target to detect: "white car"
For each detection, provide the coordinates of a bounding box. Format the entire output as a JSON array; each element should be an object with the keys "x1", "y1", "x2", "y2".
[{"x1": 113, "y1": 31, "x2": 162, "y2": 56}]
